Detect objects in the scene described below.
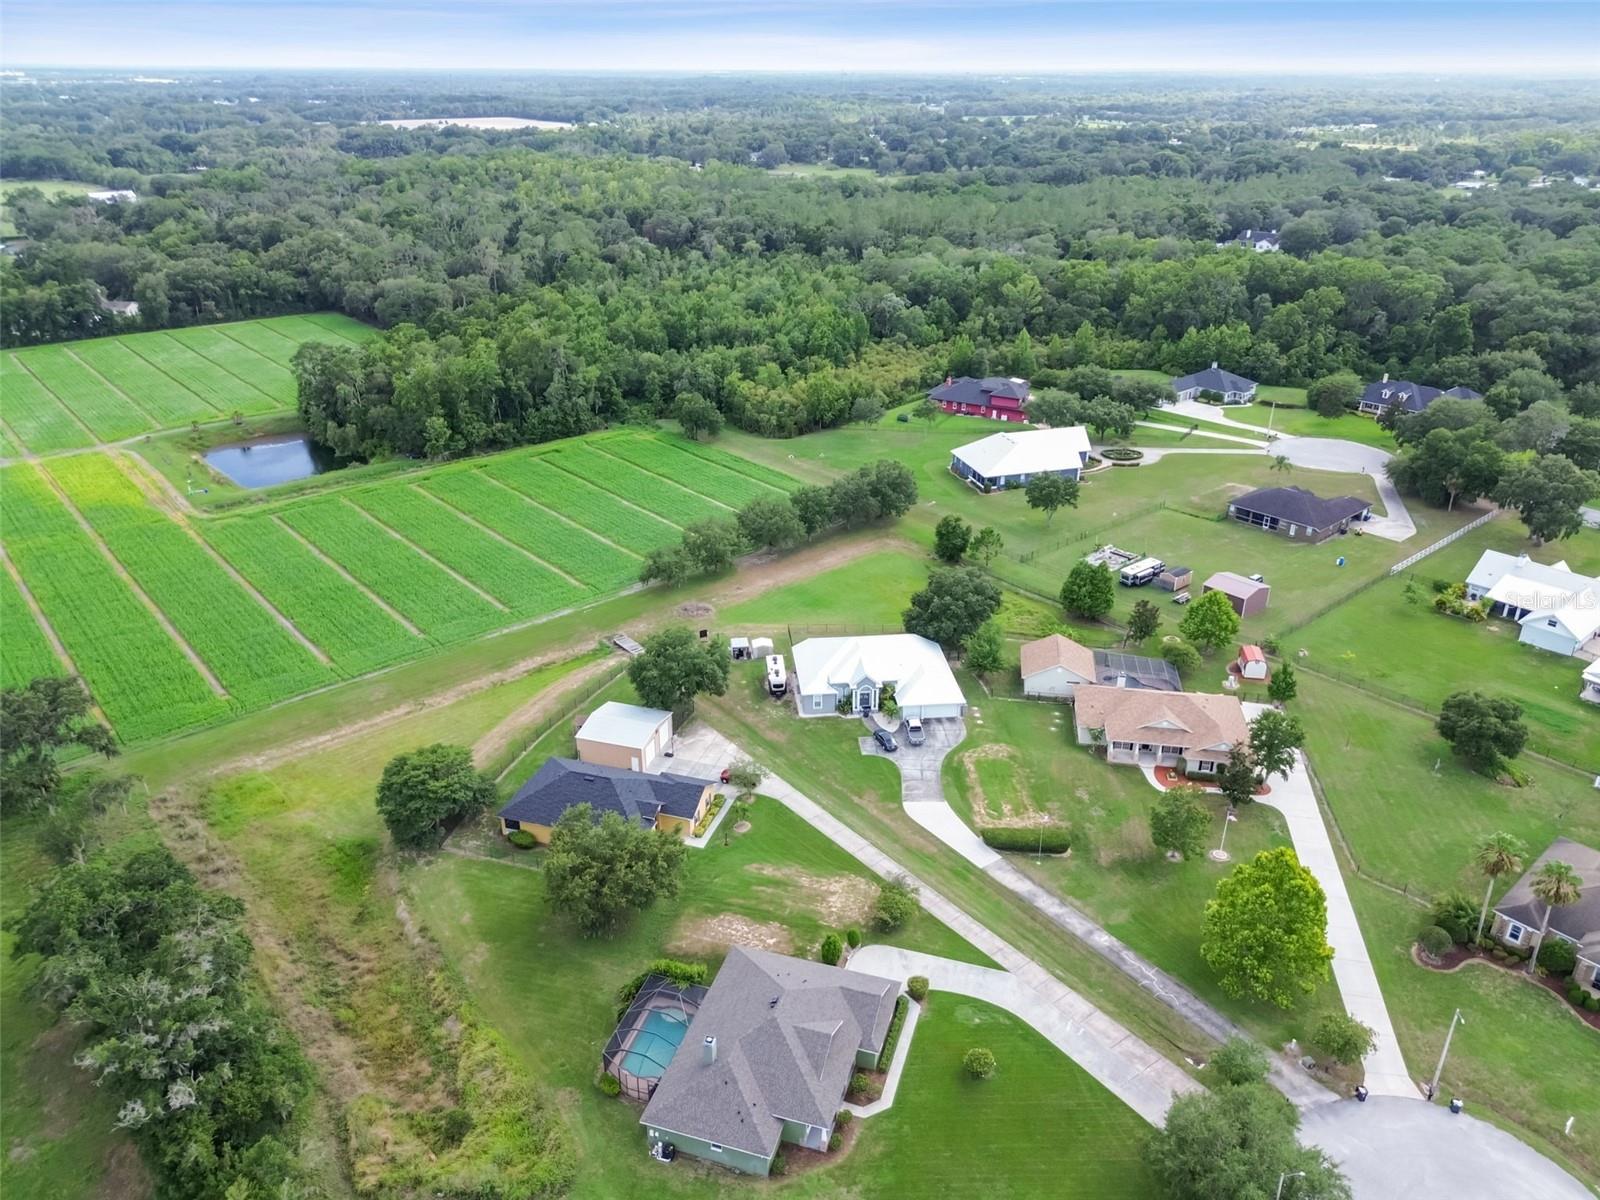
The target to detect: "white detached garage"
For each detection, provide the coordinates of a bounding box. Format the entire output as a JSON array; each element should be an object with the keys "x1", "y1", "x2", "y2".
[{"x1": 791, "y1": 634, "x2": 967, "y2": 720}]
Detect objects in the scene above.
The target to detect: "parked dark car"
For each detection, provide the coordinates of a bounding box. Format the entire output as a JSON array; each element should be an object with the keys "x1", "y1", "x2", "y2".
[{"x1": 873, "y1": 728, "x2": 898, "y2": 753}]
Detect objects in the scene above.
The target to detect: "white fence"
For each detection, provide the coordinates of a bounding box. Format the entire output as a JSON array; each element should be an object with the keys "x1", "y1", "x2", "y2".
[{"x1": 1387, "y1": 508, "x2": 1498, "y2": 575}]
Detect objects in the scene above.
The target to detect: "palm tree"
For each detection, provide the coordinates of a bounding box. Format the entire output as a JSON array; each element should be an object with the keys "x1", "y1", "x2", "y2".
[
  {"x1": 1525, "y1": 860, "x2": 1582, "y2": 975},
  {"x1": 1472, "y1": 832, "x2": 1527, "y2": 942}
]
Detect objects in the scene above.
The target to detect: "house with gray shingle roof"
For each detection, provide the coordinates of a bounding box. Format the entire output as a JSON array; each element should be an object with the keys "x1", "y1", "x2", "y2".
[
  {"x1": 1170, "y1": 362, "x2": 1257, "y2": 405},
  {"x1": 498, "y1": 757, "x2": 712, "y2": 843},
  {"x1": 640, "y1": 946, "x2": 900, "y2": 1175},
  {"x1": 1490, "y1": 838, "x2": 1600, "y2": 998}
]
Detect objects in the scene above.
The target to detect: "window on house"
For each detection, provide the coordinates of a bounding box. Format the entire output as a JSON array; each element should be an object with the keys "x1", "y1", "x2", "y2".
[
  {"x1": 503, "y1": 819, "x2": 521, "y2": 831},
  {"x1": 1161, "y1": 745, "x2": 1184, "y2": 756},
  {"x1": 708, "y1": 1143, "x2": 723, "y2": 1154},
  {"x1": 813, "y1": 696, "x2": 823, "y2": 711},
  {"x1": 1111, "y1": 740, "x2": 1135, "y2": 751},
  {"x1": 1546, "y1": 618, "x2": 1557, "y2": 627},
  {"x1": 1593, "y1": 964, "x2": 1600, "y2": 986},
  {"x1": 1507, "y1": 923, "x2": 1525, "y2": 943}
]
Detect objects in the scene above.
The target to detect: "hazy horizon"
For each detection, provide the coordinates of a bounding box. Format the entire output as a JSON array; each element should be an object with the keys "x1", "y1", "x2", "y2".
[{"x1": 4, "y1": 1, "x2": 1598, "y2": 76}]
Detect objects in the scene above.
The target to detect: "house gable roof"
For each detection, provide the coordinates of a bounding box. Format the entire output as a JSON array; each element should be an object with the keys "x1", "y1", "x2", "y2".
[
  {"x1": 1073, "y1": 685, "x2": 1248, "y2": 754},
  {"x1": 1019, "y1": 634, "x2": 1096, "y2": 683},
  {"x1": 577, "y1": 700, "x2": 671, "y2": 750},
  {"x1": 1230, "y1": 485, "x2": 1371, "y2": 529},
  {"x1": 1359, "y1": 378, "x2": 1441, "y2": 413},
  {"x1": 640, "y1": 947, "x2": 898, "y2": 1158},
  {"x1": 1493, "y1": 838, "x2": 1600, "y2": 947},
  {"x1": 927, "y1": 375, "x2": 1029, "y2": 408},
  {"x1": 1466, "y1": 551, "x2": 1598, "y2": 629},
  {"x1": 791, "y1": 634, "x2": 967, "y2": 710},
  {"x1": 950, "y1": 426, "x2": 1092, "y2": 479},
  {"x1": 1171, "y1": 363, "x2": 1257, "y2": 394},
  {"x1": 498, "y1": 757, "x2": 709, "y2": 829}
]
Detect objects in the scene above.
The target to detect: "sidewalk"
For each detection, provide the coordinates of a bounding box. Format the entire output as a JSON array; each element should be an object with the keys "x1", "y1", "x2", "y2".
[
  {"x1": 1246, "y1": 703, "x2": 1417, "y2": 1098},
  {"x1": 695, "y1": 724, "x2": 1204, "y2": 1125},
  {"x1": 841, "y1": 985, "x2": 920, "y2": 1118},
  {"x1": 862, "y1": 718, "x2": 1333, "y2": 1110},
  {"x1": 1134, "y1": 419, "x2": 1269, "y2": 447}
]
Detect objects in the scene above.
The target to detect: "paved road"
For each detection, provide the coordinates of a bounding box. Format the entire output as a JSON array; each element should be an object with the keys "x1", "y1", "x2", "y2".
[
  {"x1": 1303, "y1": 1097, "x2": 1593, "y2": 1200},
  {"x1": 680, "y1": 722, "x2": 1205, "y2": 1125},
  {"x1": 862, "y1": 712, "x2": 1334, "y2": 1110},
  {"x1": 1246, "y1": 703, "x2": 1417, "y2": 1099}
]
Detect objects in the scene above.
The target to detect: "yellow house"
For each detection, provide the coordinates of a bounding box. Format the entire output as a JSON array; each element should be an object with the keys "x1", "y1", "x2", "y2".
[
  {"x1": 576, "y1": 701, "x2": 674, "y2": 772},
  {"x1": 499, "y1": 757, "x2": 713, "y2": 844}
]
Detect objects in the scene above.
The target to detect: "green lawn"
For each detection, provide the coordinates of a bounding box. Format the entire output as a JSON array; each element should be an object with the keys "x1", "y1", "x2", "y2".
[
  {"x1": 720, "y1": 547, "x2": 929, "y2": 629},
  {"x1": 1224, "y1": 400, "x2": 1399, "y2": 450},
  {"x1": 815, "y1": 993, "x2": 1156, "y2": 1198},
  {"x1": 1352, "y1": 878, "x2": 1599, "y2": 1182},
  {"x1": 1290, "y1": 519, "x2": 1600, "y2": 765},
  {"x1": 1119, "y1": 424, "x2": 1264, "y2": 450},
  {"x1": 943, "y1": 689, "x2": 1346, "y2": 1055}
]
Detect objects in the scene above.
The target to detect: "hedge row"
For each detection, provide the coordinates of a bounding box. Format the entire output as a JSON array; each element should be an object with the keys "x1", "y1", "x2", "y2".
[
  {"x1": 615, "y1": 957, "x2": 709, "y2": 1015},
  {"x1": 980, "y1": 824, "x2": 1072, "y2": 854},
  {"x1": 877, "y1": 994, "x2": 910, "y2": 1069}
]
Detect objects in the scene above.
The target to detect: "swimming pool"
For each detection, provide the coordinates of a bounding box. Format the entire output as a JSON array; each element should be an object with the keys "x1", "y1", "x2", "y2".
[{"x1": 620, "y1": 1007, "x2": 691, "y2": 1078}]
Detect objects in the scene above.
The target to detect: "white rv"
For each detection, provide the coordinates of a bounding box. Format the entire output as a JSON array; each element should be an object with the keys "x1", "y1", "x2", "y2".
[
  {"x1": 765, "y1": 654, "x2": 788, "y2": 697},
  {"x1": 1119, "y1": 557, "x2": 1165, "y2": 587}
]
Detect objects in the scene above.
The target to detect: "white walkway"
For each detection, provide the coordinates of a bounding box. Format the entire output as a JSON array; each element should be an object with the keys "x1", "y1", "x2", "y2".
[
  {"x1": 1247, "y1": 703, "x2": 1417, "y2": 1099},
  {"x1": 841, "y1": 987, "x2": 920, "y2": 1118},
  {"x1": 1135, "y1": 419, "x2": 1270, "y2": 448},
  {"x1": 694, "y1": 723, "x2": 1203, "y2": 1126}
]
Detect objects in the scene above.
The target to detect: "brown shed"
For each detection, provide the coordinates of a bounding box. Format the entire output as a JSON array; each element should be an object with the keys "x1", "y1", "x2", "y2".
[
  {"x1": 1156, "y1": 565, "x2": 1192, "y2": 592},
  {"x1": 1203, "y1": 571, "x2": 1271, "y2": 617}
]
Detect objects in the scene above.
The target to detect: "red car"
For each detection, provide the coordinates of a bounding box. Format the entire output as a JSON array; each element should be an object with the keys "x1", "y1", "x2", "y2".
[{"x1": 719, "y1": 767, "x2": 731, "y2": 784}]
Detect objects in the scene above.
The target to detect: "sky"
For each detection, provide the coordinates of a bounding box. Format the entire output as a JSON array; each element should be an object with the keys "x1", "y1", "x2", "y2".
[{"x1": 3, "y1": 0, "x2": 1598, "y2": 75}]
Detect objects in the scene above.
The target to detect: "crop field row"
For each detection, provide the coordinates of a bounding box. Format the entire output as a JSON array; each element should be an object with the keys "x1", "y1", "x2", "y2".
[
  {"x1": 593, "y1": 434, "x2": 786, "y2": 508},
  {"x1": 347, "y1": 485, "x2": 586, "y2": 614},
  {"x1": 482, "y1": 454, "x2": 683, "y2": 554},
  {"x1": 46, "y1": 456, "x2": 331, "y2": 708},
  {"x1": 0, "y1": 432, "x2": 797, "y2": 741},
  {"x1": 201, "y1": 515, "x2": 420, "y2": 675},
  {"x1": 673, "y1": 436, "x2": 801, "y2": 493},
  {"x1": 278, "y1": 500, "x2": 507, "y2": 643},
  {"x1": 0, "y1": 464, "x2": 227, "y2": 739},
  {"x1": 0, "y1": 563, "x2": 63, "y2": 689},
  {"x1": 420, "y1": 471, "x2": 640, "y2": 593},
  {"x1": 543, "y1": 443, "x2": 736, "y2": 525},
  {"x1": 1, "y1": 315, "x2": 375, "y2": 455}
]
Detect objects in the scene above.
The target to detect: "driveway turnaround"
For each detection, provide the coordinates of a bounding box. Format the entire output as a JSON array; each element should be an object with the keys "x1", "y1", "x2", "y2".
[
  {"x1": 861, "y1": 714, "x2": 1334, "y2": 1110},
  {"x1": 695, "y1": 723, "x2": 1203, "y2": 1125},
  {"x1": 1247, "y1": 703, "x2": 1416, "y2": 1099},
  {"x1": 1302, "y1": 1097, "x2": 1592, "y2": 1200}
]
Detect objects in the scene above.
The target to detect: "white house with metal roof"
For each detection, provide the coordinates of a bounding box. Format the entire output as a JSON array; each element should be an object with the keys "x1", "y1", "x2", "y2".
[
  {"x1": 948, "y1": 425, "x2": 1091, "y2": 493},
  {"x1": 791, "y1": 633, "x2": 967, "y2": 719},
  {"x1": 1464, "y1": 550, "x2": 1600, "y2": 657}
]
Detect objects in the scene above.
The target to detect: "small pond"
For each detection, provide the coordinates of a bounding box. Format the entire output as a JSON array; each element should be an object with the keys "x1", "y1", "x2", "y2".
[{"x1": 203, "y1": 435, "x2": 340, "y2": 488}]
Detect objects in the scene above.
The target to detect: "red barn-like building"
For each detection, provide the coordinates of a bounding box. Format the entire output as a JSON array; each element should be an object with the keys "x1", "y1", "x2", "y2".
[{"x1": 928, "y1": 375, "x2": 1030, "y2": 422}]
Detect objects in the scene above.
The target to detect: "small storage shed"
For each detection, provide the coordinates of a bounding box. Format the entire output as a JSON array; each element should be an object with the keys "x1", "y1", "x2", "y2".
[
  {"x1": 750, "y1": 636, "x2": 775, "y2": 657},
  {"x1": 730, "y1": 637, "x2": 753, "y2": 661},
  {"x1": 1237, "y1": 644, "x2": 1269, "y2": 681},
  {"x1": 1156, "y1": 565, "x2": 1192, "y2": 592},
  {"x1": 1203, "y1": 572, "x2": 1271, "y2": 618}
]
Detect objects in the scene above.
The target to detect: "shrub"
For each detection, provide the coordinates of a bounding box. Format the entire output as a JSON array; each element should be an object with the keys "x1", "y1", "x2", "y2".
[
  {"x1": 1428, "y1": 891, "x2": 1477, "y2": 944},
  {"x1": 772, "y1": 1152, "x2": 788, "y2": 1176},
  {"x1": 1586, "y1": 995, "x2": 1599, "y2": 1013},
  {"x1": 896, "y1": 412, "x2": 910, "y2": 423},
  {"x1": 1568, "y1": 985, "x2": 1585, "y2": 1006},
  {"x1": 614, "y1": 958, "x2": 709, "y2": 1013},
  {"x1": 848, "y1": 1072, "x2": 880, "y2": 1102},
  {"x1": 907, "y1": 975, "x2": 929, "y2": 1002},
  {"x1": 1207, "y1": 1037, "x2": 1269, "y2": 1087},
  {"x1": 1161, "y1": 639, "x2": 1202, "y2": 674},
  {"x1": 845, "y1": 927, "x2": 862, "y2": 949},
  {"x1": 1492, "y1": 947, "x2": 1510, "y2": 962},
  {"x1": 598, "y1": 1073, "x2": 621, "y2": 1098},
  {"x1": 979, "y1": 824, "x2": 1072, "y2": 853},
  {"x1": 1311, "y1": 1013, "x2": 1377, "y2": 1067},
  {"x1": 1538, "y1": 938, "x2": 1577, "y2": 976},
  {"x1": 963, "y1": 1047, "x2": 997, "y2": 1079},
  {"x1": 873, "y1": 875, "x2": 920, "y2": 931},
  {"x1": 1417, "y1": 925, "x2": 1454, "y2": 961},
  {"x1": 819, "y1": 933, "x2": 843, "y2": 965},
  {"x1": 506, "y1": 829, "x2": 537, "y2": 849},
  {"x1": 828, "y1": 1132, "x2": 843, "y2": 1152},
  {"x1": 835, "y1": 1110, "x2": 853, "y2": 1128},
  {"x1": 877, "y1": 995, "x2": 910, "y2": 1067}
]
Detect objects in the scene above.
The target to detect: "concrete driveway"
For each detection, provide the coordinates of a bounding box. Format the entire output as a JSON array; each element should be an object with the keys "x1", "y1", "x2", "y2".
[
  {"x1": 1302, "y1": 1097, "x2": 1593, "y2": 1199},
  {"x1": 1258, "y1": 436, "x2": 1416, "y2": 542},
  {"x1": 859, "y1": 716, "x2": 1002, "y2": 867}
]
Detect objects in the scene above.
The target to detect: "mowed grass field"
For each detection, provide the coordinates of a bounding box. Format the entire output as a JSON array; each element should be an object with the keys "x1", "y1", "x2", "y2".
[
  {"x1": 0, "y1": 315, "x2": 377, "y2": 454},
  {"x1": 0, "y1": 430, "x2": 797, "y2": 743}
]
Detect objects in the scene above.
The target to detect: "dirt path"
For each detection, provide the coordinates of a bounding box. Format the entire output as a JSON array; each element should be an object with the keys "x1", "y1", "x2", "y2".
[{"x1": 472, "y1": 653, "x2": 623, "y2": 771}]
